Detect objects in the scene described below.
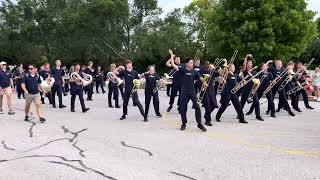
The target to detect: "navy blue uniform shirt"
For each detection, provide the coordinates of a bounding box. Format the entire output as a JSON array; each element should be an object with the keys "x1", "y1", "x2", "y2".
[
  {"x1": 178, "y1": 65, "x2": 201, "y2": 95},
  {"x1": 51, "y1": 67, "x2": 65, "y2": 83},
  {"x1": 23, "y1": 74, "x2": 42, "y2": 94},
  {"x1": 119, "y1": 70, "x2": 139, "y2": 91},
  {"x1": 0, "y1": 69, "x2": 12, "y2": 88},
  {"x1": 144, "y1": 73, "x2": 160, "y2": 92}
]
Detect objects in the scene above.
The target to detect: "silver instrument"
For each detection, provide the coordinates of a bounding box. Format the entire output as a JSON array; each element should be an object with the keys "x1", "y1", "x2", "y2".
[
  {"x1": 107, "y1": 72, "x2": 123, "y2": 86},
  {"x1": 70, "y1": 72, "x2": 93, "y2": 86}
]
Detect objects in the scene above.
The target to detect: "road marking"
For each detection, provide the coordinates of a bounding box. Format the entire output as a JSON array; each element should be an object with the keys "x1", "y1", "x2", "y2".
[{"x1": 162, "y1": 112, "x2": 320, "y2": 158}]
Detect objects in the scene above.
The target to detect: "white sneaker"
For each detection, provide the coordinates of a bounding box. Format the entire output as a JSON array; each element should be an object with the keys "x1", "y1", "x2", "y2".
[{"x1": 317, "y1": 97, "x2": 320, "y2": 102}]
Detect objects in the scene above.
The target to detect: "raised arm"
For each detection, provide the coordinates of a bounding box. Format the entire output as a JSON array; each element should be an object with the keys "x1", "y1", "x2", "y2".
[{"x1": 169, "y1": 49, "x2": 178, "y2": 71}]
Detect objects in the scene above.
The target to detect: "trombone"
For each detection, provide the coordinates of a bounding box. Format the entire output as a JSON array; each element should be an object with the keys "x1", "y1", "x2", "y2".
[
  {"x1": 197, "y1": 58, "x2": 225, "y2": 104},
  {"x1": 217, "y1": 50, "x2": 238, "y2": 93},
  {"x1": 247, "y1": 72, "x2": 268, "y2": 103},
  {"x1": 231, "y1": 66, "x2": 260, "y2": 94},
  {"x1": 263, "y1": 67, "x2": 289, "y2": 96}
]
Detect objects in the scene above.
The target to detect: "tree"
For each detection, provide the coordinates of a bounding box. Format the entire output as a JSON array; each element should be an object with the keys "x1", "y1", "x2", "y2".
[{"x1": 207, "y1": 0, "x2": 317, "y2": 64}]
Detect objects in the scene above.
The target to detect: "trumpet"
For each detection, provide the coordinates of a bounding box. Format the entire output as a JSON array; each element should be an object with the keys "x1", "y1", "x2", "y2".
[
  {"x1": 263, "y1": 68, "x2": 289, "y2": 95},
  {"x1": 231, "y1": 66, "x2": 260, "y2": 94},
  {"x1": 70, "y1": 72, "x2": 93, "y2": 86},
  {"x1": 107, "y1": 72, "x2": 123, "y2": 86},
  {"x1": 40, "y1": 77, "x2": 55, "y2": 93}
]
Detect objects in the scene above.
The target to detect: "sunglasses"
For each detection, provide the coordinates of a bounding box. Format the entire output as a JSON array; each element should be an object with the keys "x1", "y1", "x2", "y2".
[{"x1": 28, "y1": 67, "x2": 34, "y2": 70}]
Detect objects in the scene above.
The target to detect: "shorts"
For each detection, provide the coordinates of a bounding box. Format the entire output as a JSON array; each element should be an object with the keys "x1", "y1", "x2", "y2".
[
  {"x1": 26, "y1": 93, "x2": 41, "y2": 105},
  {"x1": 0, "y1": 87, "x2": 12, "y2": 96}
]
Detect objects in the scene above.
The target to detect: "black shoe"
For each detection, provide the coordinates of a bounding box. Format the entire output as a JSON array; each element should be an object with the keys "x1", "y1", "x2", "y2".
[
  {"x1": 103, "y1": 91, "x2": 106, "y2": 94},
  {"x1": 306, "y1": 106, "x2": 314, "y2": 110},
  {"x1": 115, "y1": 105, "x2": 120, "y2": 108},
  {"x1": 239, "y1": 120, "x2": 248, "y2": 124},
  {"x1": 167, "y1": 106, "x2": 172, "y2": 112},
  {"x1": 24, "y1": 116, "x2": 29, "y2": 122},
  {"x1": 120, "y1": 115, "x2": 126, "y2": 120},
  {"x1": 87, "y1": 99, "x2": 93, "y2": 101},
  {"x1": 197, "y1": 124, "x2": 207, "y2": 132},
  {"x1": 156, "y1": 113, "x2": 162, "y2": 117},
  {"x1": 42, "y1": 101, "x2": 45, "y2": 104},
  {"x1": 82, "y1": 108, "x2": 90, "y2": 113},
  {"x1": 271, "y1": 113, "x2": 276, "y2": 118},
  {"x1": 246, "y1": 111, "x2": 253, "y2": 116},
  {"x1": 40, "y1": 118, "x2": 46, "y2": 123},
  {"x1": 109, "y1": 105, "x2": 114, "y2": 108},
  {"x1": 266, "y1": 110, "x2": 270, "y2": 115},
  {"x1": 71, "y1": 109, "x2": 75, "y2": 112},
  {"x1": 205, "y1": 121, "x2": 213, "y2": 126},
  {"x1": 276, "y1": 109, "x2": 280, "y2": 112},
  {"x1": 96, "y1": 92, "x2": 99, "y2": 94},
  {"x1": 180, "y1": 124, "x2": 186, "y2": 131},
  {"x1": 144, "y1": 118, "x2": 148, "y2": 122},
  {"x1": 59, "y1": 105, "x2": 66, "y2": 108},
  {"x1": 64, "y1": 94, "x2": 68, "y2": 96},
  {"x1": 216, "y1": 117, "x2": 221, "y2": 122},
  {"x1": 294, "y1": 107, "x2": 302, "y2": 112},
  {"x1": 288, "y1": 111, "x2": 295, "y2": 116},
  {"x1": 256, "y1": 116, "x2": 264, "y2": 121},
  {"x1": 53, "y1": 105, "x2": 56, "y2": 108}
]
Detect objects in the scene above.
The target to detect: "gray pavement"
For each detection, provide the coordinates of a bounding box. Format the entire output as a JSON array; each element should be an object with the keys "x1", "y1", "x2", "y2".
[{"x1": 0, "y1": 90, "x2": 320, "y2": 180}]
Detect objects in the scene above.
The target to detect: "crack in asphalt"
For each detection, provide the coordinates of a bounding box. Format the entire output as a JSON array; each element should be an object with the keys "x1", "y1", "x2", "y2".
[
  {"x1": 46, "y1": 160, "x2": 87, "y2": 172},
  {"x1": 0, "y1": 155, "x2": 117, "y2": 180},
  {"x1": 170, "y1": 171, "x2": 197, "y2": 180},
  {"x1": 72, "y1": 141, "x2": 86, "y2": 157},
  {"x1": 1, "y1": 141, "x2": 15, "y2": 151},
  {"x1": 62, "y1": 126, "x2": 88, "y2": 142},
  {"x1": 121, "y1": 141, "x2": 153, "y2": 156},
  {"x1": 27, "y1": 121, "x2": 37, "y2": 138}
]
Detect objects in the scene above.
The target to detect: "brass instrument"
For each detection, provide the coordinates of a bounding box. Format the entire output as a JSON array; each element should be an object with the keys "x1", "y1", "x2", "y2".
[
  {"x1": 278, "y1": 58, "x2": 315, "y2": 91},
  {"x1": 131, "y1": 78, "x2": 146, "y2": 94},
  {"x1": 197, "y1": 58, "x2": 225, "y2": 104},
  {"x1": 40, "y1": 76, "x2": 55, "y2": 93},
  {"x1": 231, "y1": 66, "x2": 260, "y2": 94},
  {"x1": 70, "y1": 72, "x2": 93, "y2": 86},
  {"x1": 263, "y1": 68, "x2": 289, "y2": 96},
  {"x1": 107, "y1": 72, "x2": 123, "y2": 86},
  {"x1": 229, "y1": 50, "x2": 238, "y2": 65},
  {"x1": 217, "y1": 59, "x2": 229, "y2": 93},
  {"x1": 247, "y1": 77, "x2": 263, "y2": 103},
  {"x1": 287, "y1": 81, "x2": 306, "y2": 95}
]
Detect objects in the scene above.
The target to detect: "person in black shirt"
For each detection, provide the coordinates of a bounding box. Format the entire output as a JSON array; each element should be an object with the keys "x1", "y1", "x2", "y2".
[
  {"x1": 269, "y1": 60, "x2": 295, "y2": 116},
  {"x1": 14, "y1": 64, "x2": 25, "y2": 99},
  {"x1": 294, "y1": 62, "x2": 314, "y2": 110},
  {"x1": 200, "y1": 61, "x2": 220, "y2": 126},
  {"x1": 69, "y1": 63, "x2": 90, "y2": 113},
  {"x1": 39, "y1": 63, "x2": 52, "y2": 104},
  {"x1": 51, "y1": 60, "x2": 67, "y2": 108},
  {"x1": 107, "y1": 64, "x2": 120, "y2": 108},
  {"x1": 169, "y1": 50, "x2": 207, "y2": 132},
  {"x1": 21, "y1": 64, "x2": 45, "y2": 123},
  {"x1": 84, "y1": 61, "x2": 95, "y2": 101},
  {"x1": 166, "y1": 56, "x2": 182, "y2": 112},
  {"x1": 240, "y1": 55, "x2": 264, "y2": 121},
  {"x1": 0, "y1": 61, "x2": 15, "y2": 115},
  {"x1": 95, "y1": 66, "x2": 105, "y2": 94},
  {"x1": 246, "y1": 61, "x2": 276, "y2": 118},
  {"x1": 114, "y1": 60, "x2": 146, "y2": 122},
  {"x1": 143, "y1": 65, "x2": 162, "y2": 119},
  {"x1": 216, "y1": 64, "x2": 248, "y2": 124}
]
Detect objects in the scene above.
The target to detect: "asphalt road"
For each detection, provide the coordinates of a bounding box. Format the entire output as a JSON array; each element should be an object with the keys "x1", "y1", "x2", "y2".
[{"x1": 0, "y1": 90, "x2": 320, "y2": 180}]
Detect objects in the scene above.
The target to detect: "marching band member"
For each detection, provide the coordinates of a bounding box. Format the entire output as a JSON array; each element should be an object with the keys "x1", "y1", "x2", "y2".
[
  {"x1": 216, "y1": 63, "x2": 248, "y2": 124},
  {"x1": 39, "y1": 63, "x2": 52, "y2": 104},
  {"x1": 166, "y1": 56, "x2": 182, "y2": 112},
  {"x1": 169, "y1": 50, "x2": 207, "y2": 131},
  {"x1": 69, "y1": 63, "x2": 90, "y2": 113},
  {"x1": 51, "y1": 60, "x2": 67, "y2": 108},
  {"x1": 246, "y1": 61, "x2": 276, "y2": 118},
  {"x1": 240, "y1": 55, "x2": 264, "y2": 121},
  {"x1": 270, "y1": 60, "x2": 295, "y2": 116},
  {"x1": 14, "y1": 63, "x2": 25, "y2": 99},
  {"x1": 95, "y1": 66, "x2": 105, "y2": 94},
  {"x1": 143, "y1": 65, "x2": 162, "y2": 119},
  {"x1": 294, "y1": 62, "x2": 314, "y2": 110},
  {"x1": 84, "y1": 61, "x2": 95, "y2": 101},
  {"x1": 21, "y1": 64, "x2": 45, "y2": 122},
  {"x1": 0, "y1": 61, "x2": 15, "y2": 115},
  {"x1": 201, "y1": 61, "x2": 219, "y2": 126},
  {"x1": 107, "y1": 64, "x2": 120, "y2": 108},
  {"x1": 114, "y1": 60, "x2": 146, "y2": 122}
]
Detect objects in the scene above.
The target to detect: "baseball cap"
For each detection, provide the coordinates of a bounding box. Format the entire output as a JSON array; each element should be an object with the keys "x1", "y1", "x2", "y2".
[{"x1": 0, "y1": 61, "x2": 7, "y2": 65}]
